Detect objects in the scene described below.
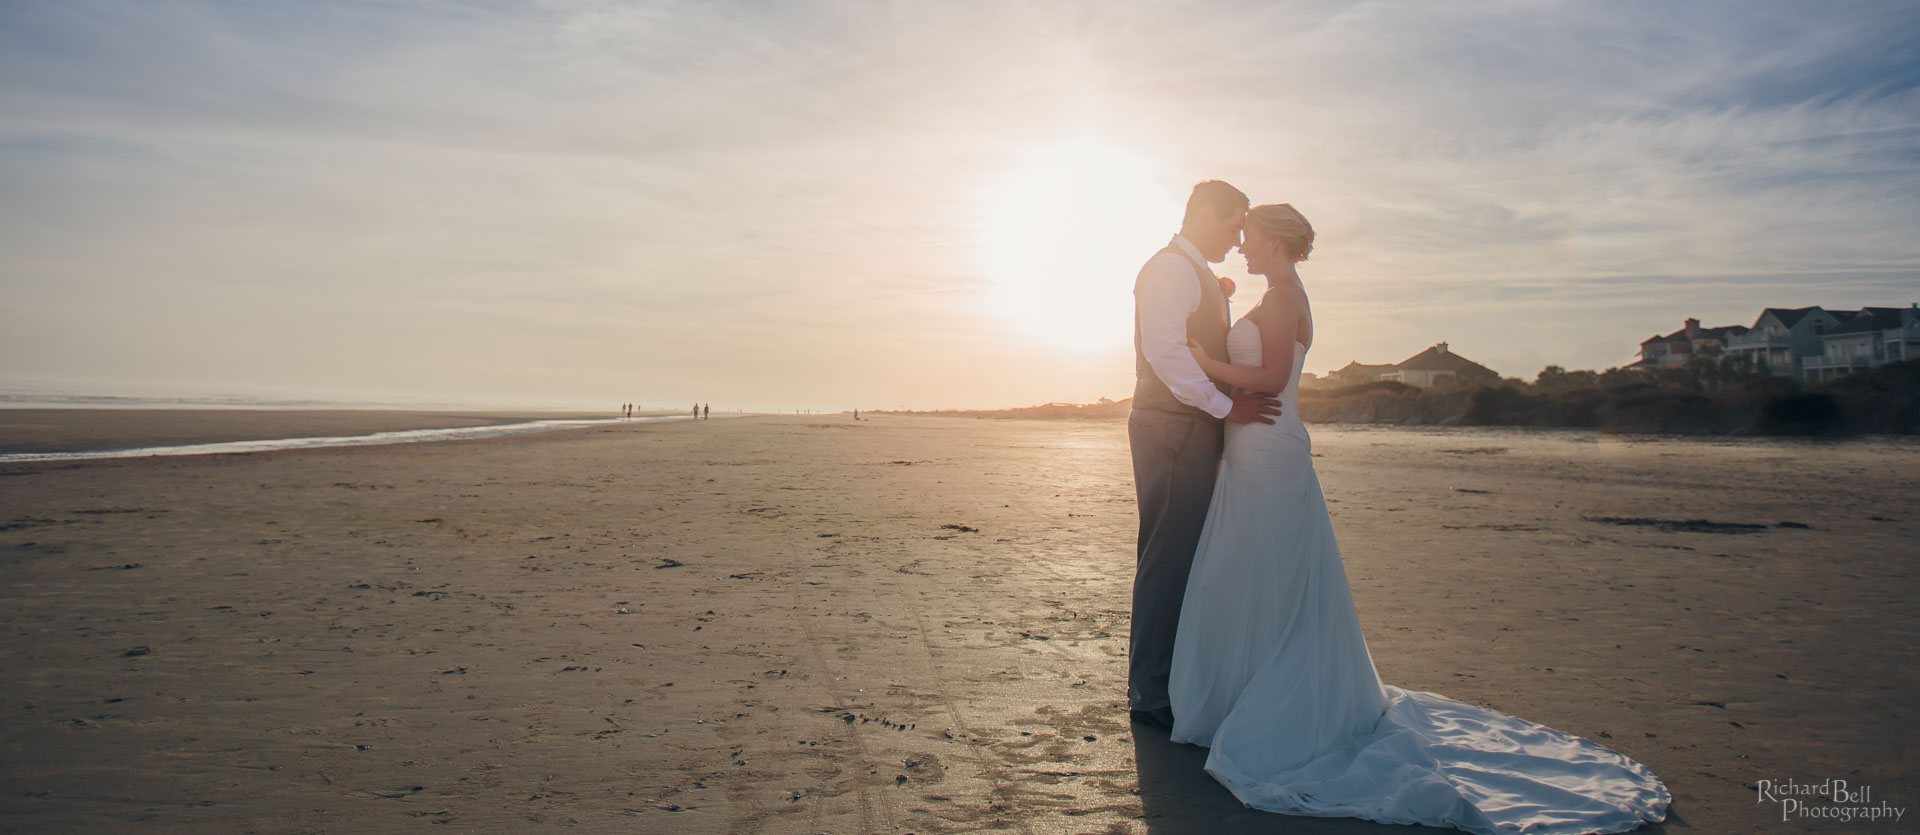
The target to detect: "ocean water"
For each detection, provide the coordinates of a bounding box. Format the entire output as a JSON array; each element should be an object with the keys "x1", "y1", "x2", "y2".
[
  {"x1": 0, "y1": 415, "x2": 698, "y2": 463},
  {"x1": 0, "y1": 391, "x2": 582, "y2": 411}
]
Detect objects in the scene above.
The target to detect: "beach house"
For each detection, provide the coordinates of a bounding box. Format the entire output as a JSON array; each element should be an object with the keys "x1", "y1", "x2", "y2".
[
  {"x1": 1632, "y1": 318, "x2": 1750, "y2": 369},
  {"x1": 1327, "y1": 361, "x2": 1398, "y2": 387},
  {"x1": 1799, "y1": 305, "x2": 1920, "y2": 381},
  {"x1": 1723, "y1": 307, "x2": 1845, "y2": 378},
  {"x1": 1718, "y1": 304, "x2": 1920, "y2": 381},
  {"x1": 1327, "y1": 344, "x2": 1496, "y2": 389}
]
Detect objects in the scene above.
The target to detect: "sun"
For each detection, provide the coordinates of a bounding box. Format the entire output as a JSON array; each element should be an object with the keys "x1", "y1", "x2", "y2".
[{"x1": 974, "y1": 140, "x2": 1175, "y2": 353}]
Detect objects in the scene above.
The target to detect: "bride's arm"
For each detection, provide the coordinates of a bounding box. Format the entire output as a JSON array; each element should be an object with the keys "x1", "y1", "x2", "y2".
[{"x1": 1187, "y1": 291, "x2": 1299, "y2": 393}]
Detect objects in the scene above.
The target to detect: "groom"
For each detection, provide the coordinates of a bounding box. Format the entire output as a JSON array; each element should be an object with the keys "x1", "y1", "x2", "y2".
[{"x1": 1128, "y1": 180, "x2": 1281, "y2": 730}]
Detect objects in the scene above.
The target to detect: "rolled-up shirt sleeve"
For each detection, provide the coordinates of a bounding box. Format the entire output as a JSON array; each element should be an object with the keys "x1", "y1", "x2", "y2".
[{"x1": 1135, "y1": 254, "x2": 1234, "y2": 419}]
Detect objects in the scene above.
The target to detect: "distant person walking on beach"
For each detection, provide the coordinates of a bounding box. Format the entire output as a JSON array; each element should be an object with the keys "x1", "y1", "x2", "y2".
[{"x1": 702, "y1": 404, "x2": 709, "y2": 420}]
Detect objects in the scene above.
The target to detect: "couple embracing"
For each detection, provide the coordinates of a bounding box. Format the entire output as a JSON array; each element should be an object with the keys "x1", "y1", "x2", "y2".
[{"x1": 1124, "y1": 181, "x2": 1671, "y2": 834}]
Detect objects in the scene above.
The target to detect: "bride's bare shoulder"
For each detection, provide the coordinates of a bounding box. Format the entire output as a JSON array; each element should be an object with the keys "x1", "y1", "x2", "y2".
[{"x1": 1254, "y1": 283, "x2": 1305, "y2": 319}]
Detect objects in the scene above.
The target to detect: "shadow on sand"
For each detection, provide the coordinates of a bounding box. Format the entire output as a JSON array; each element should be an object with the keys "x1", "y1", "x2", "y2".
[{"x1": 1132, "y1": 725, "x2": 1682, "y2": 834}]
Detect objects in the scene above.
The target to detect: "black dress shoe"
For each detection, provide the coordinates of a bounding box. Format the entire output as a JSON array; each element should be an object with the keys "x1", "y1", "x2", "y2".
[{"x1": 1130, "y1": 709, "x2": 1174, "y2": 731}]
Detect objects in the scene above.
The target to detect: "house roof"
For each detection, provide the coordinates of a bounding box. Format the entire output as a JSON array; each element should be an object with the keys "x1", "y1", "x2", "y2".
[
  {"x1": 1824, "y1": 319, "x2": 1878, "y2": 336},
  {"x1": 1657, "y1": 324, "x2": 1747, "y2": 342},
  {"x1": 1396, "y1": 345, "x2": 1494, "y2": 374},
  {"x1": 1848, "y1": 307, "x2": 1908, "y2": 330},
  {"x1": 1645, "y1": 324, "x2": 1747, "y2": 345},
  {"x1": 1335, "y1": 361, "x2": 1397, "y2": 374},
  {"x1": 1824, "y1": 310, "x2": 1904, "y2": 336},
  {"x1": 1760, "y1": 306, "x2": 1826, "y2": 328}
]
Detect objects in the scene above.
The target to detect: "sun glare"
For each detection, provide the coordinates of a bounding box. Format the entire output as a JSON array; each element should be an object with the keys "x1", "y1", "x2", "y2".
[{"x1": 975, "y1": 140, "x2": 1173, "y2": 353}]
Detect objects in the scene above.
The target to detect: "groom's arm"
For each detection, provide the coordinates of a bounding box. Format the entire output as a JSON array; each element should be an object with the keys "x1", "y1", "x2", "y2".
[{"x1": 1135, "y1": 254, "x2": 1234, "y2": 419}]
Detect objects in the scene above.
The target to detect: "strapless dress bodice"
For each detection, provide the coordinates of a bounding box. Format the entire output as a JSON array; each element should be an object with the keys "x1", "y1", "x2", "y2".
[{"x1": 1226, "y1": 317, "x2": 1309, "y2": 416}]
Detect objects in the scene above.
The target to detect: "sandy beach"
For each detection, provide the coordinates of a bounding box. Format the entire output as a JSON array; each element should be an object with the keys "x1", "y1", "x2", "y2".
[{"x1": 1, "y1": 412, "x2": 1915, "y2": 833}]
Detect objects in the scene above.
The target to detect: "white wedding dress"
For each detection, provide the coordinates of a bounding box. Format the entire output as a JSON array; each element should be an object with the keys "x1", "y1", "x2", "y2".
[{"x1": 1167, "y1": 317, "x2": 1671, "y2": 834}]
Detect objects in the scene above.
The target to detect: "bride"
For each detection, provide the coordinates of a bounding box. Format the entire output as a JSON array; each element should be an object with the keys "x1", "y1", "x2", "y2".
[{"x1": 1165, "y1": 203, "x2": 1671, "y2": 834}]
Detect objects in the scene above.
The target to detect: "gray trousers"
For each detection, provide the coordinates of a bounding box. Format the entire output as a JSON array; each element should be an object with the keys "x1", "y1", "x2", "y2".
[{"x1": 1126, "y1": 407, "x2": 1223, "y2": 724}]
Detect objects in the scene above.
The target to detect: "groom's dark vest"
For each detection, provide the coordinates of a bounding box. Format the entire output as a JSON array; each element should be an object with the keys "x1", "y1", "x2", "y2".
[{"x1": 1133, "y1": 245, "x2": 1232, "y2": 417}]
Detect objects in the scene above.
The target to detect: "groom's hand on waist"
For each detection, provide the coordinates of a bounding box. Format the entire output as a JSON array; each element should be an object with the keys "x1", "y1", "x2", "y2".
[{"x1": 1226, "y1": 391, "x2": 1282, "y2": 424}]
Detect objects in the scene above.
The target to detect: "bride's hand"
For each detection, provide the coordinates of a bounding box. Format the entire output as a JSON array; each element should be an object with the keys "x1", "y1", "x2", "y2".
[{"x1": 1187, "y1": 338, "x2": 1213, "y2": 370}]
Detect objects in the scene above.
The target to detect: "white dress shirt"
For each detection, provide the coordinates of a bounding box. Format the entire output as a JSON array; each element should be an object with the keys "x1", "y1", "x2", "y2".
[{"x1": 1135, "y1": 234, "x2": 1233, "y2": 419}]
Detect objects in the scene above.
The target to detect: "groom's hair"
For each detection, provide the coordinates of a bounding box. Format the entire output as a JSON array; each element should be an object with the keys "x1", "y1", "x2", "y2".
[{"x1": 1183, "y1": 180, "x2": 1249, "y2": 226}]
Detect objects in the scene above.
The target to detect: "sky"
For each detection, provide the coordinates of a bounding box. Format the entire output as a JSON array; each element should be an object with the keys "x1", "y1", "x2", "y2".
[{"x1": 3, "y1": 0, "x2": 1918, "y2": 411}]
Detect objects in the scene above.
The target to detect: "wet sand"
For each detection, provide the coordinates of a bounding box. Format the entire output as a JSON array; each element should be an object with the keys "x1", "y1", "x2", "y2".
[{"x1": 1, "y1": 414, "x2": 1914, "y2": 832}]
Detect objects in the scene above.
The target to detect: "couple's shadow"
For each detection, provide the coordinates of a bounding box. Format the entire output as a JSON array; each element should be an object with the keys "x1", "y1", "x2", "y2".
[{"x1": 1132, "y1": 725, "x2": 1413, "y2": 834}]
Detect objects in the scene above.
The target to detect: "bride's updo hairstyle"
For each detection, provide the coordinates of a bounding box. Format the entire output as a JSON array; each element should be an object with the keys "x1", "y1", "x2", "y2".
[{"x1": 1248, "y1": 203, "x2": 1314, "y2": 262}]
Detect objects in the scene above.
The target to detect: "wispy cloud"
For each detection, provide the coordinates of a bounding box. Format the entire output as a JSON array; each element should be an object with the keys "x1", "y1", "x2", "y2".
[{"x1": 2, "y1": 0, "x2": 1916, "y2": 407}]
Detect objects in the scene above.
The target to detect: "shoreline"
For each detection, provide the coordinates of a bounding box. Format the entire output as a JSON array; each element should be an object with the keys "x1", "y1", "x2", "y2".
[
  {"x1": 6, "y1": 407, "x2": 1914, "y2": 463},
  {"x1": 0, "y1": 408, "x2": 651, "y2": 456},
  {"x1": 875, "y1": 410, "x2": 1920, "y2": 447},
  {"x1": 0, "y1": 417, "x2": 694, "y2": 463}
]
